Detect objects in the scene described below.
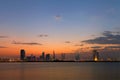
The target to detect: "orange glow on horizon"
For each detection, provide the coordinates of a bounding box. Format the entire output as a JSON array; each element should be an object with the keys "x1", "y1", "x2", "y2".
[
  {"x1": 0, "y1": 41, "x2": 117, "y2": 57},
  {"x1": 94, "y1": 57, "x2": 98, "y2": 61}
]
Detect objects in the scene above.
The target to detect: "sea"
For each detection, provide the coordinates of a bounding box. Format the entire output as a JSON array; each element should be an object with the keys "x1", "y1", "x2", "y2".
[{"x1": 0, "y1": 62, "x2": 119, "y2": 80}]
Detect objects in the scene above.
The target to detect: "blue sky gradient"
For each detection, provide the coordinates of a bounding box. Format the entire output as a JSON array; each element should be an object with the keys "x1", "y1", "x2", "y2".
[{"x1": 0, "y1": 0, "x2": 120, "y2": 59}]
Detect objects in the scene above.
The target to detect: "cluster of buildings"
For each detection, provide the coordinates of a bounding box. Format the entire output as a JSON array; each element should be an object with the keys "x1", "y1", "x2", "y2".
[
  {"x1": 20, "y1": 49, "x2": 56, "y2": 62},
  {"x1": 20, "y1": 49, "x2": 100, "y2": 62},
  {"x1": 1, "y1": 49, "x2": 115, "y2": 62}
]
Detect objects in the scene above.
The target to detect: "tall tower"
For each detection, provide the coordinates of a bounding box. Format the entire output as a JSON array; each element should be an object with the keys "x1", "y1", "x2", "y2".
[
  {"x1": 53, "y1": 51, "x2": 56, "y2": 60},
  {"x1": 93, "y1": 50, "x2": 99, "y2": 61},
  {"x1": 42, "y1": 52, "x2": 45, "y2": 60},
  {"x1": 20, "y1": 49, "x2": 25, "y2": 61},
  {"x1": 46, "y1": 54, "x2": 50, "y2": 61}
]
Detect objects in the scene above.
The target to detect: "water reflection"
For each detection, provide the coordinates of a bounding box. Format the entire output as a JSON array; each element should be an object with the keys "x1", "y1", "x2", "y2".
[
  {"x1": 0, "y1": 62, "x2": 119, "y2": 80},
  {"x1": 91, "y1": 62, "x2": 120, "y2": 80},
  {"x1": 20, "y1": 63, "x2": 25, "y2": 80}
]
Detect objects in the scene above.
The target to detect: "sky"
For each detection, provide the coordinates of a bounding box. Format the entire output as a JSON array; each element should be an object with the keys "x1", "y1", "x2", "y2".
[{"x1": 0, "y1": 0, "x2": 120, "y2": 60}]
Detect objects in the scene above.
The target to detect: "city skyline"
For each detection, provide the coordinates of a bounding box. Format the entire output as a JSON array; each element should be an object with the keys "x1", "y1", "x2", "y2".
[
  {"x1": 0, "y1": 0, "x2": 120, "y2": 60},
  {"x1": 0, "y1": 49, "x2": 118, "y2": 61}
]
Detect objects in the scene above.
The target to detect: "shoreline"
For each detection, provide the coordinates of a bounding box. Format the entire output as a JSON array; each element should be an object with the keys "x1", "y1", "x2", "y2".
[{"x1": 0, "y1": 61, "x2": 120, "y2": 63}]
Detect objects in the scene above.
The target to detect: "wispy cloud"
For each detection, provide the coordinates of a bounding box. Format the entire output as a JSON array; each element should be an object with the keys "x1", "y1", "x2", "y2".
[
  {"x1": 82, "y1": 31, "x2": 120, "y2": 44},
  {"x1": 38, "y1": 34, "x2": 48, "y2": 37},
  {"x1": 12, "y1": 41, "x2": 42, "y2": 45},
  {"x1": 0, "y1": 46, "x2": 7, "y2": 48},
  {"x1": 105, "y1": 46, "x2": 120, "y2": 49},
  {"x1": 74, "y1": 44, "x2": 84, "y2": 46},
  {"x1": 64, "y1": 41, "x2": 71, "y2": 44},
  {"x1": 54, "y1": 15, "x2": 61, "y2": 21},
  {"x1": 0, "y1": 36, "x2": 8, "y2": 38},
  {"x1": 91, "y1": 46, "x2": 102, "y2": 49}
]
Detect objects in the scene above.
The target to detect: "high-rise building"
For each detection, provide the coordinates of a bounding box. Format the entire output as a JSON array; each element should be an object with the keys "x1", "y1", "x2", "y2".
[
  {"x1": 93, "y1": 50, "x2": 99, "y2": 61},
  {"x1": 75, "y1": 53, "x2": 80, "y2": 61},
  {"x1": 20, "y1": 49, "x2": 25, "y2": 61},
  {"x1": 46, "y1": 54, "x2": 50, "y2": 61},
  {"x1": 42, "y1": 52, "x2": 45, "y2": 60},
  {"x1": 53, "y1": 51, "x2": 56, "y2": 60}
]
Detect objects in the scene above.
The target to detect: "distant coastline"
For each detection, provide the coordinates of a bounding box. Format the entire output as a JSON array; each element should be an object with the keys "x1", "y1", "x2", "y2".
[{"x1": 0, "y1": 61, "x2": 120, "y2": 63}]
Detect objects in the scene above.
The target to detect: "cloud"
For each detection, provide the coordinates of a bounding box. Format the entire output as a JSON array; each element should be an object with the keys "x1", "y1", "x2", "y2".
[
  {"x1": 0, "y1": 36, "x2": 8, "y2": 38},
  {"x1": 105, "y1": 46, "x2": 120, "y2": 49},
  {"x1": 102, "y1": 31, "x2": 113, "y2": 36},
  {"x1": 65, "y1": 41, "x2": 71, "y2": 43},
  {"x1": 38, "y1": 34, "x2": 48, "y2": 37},
  {"x1": 91, "y1": 46, "x2": 102, "y2": 49},
  {"x1": 12, "y1": 41, "x2": 42, "y2": 45},
  {"x1": 82, "y1": 31, "x2": 120, "y2": 44},
  {"x1": 55, "y1": 15, "x2": 61, "y2": 20},
  {"x1": 74, "y1": 44, "x2": 84, "y2": 46},
  {"x1": 0, "y1": 46, "x2": 7, "y2": 48},
  {"x1": 91, "y1": 35, "x2": 96, "y2": 37}
]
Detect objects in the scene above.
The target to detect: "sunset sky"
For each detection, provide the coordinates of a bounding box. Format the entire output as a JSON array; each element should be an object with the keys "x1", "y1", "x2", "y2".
[{"x1": 0, "y1": 0, "x2": 120, "y2": 59}]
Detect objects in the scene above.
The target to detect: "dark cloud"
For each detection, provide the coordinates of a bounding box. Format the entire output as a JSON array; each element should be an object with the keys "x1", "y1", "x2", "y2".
[
  {"x1": 0, "y1": 46, "x2": 7, "y2": 48},
  {"x1": 82, "y1": 31, "x2": 120, "y2": 44},
  {"x1": 91, "y1": 46, "x2": 102, "y2": 49},
  {"x1": 12, "y1": 41, "x2": 42, "y2": 45},
  {"x1": 55, "y1": 15, "x2": 61, "y2": 20},
  {"x1": 105, "y1": 46, "x2": 120, "y2": 49},
  {"x1": 74, "y1": 44, "x2": 84, "y2": 46},
  {"x1": 102, "y1": 31, "x2": 113, "y2": 36},
  {"x1": 44, "y1": 35, "x2": 48, "y2": 37},
  {"x1": 65, "y1": 41, "x2": 71, "y2": 43},
  {"x1": 0, "y1": 36, "x2": 8, "y2": 38},
  {"x1": 38, "y1": 34, "x2": 48, "y2": 37}
]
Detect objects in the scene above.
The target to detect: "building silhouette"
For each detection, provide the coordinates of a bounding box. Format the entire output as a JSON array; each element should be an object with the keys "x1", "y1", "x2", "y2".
[
  {"x1": 93, "y1": 50, "x2": 99, "y2": 61},
  {"x1": 53, "y1": 51, "x2": 56, "y2": 60},
  {"x1": 26, "y1": 54, "x2": 36, "y2": 61},
  {"x1": 75, "y1": 53, "x2": 80, "y2": 61},
  {"x1": 41, "y1": 52, "x2": 45, "y2": 61},
  {"x1": 20, "y1": 49, "x2": 25, "y2": 61},
  {"x1": 46, "y1": 54, "x2": 50, "y2": 61}
]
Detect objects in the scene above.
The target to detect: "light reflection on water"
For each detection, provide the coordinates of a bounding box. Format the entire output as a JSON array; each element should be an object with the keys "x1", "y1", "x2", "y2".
[{"x1": 0, "y1": 62, "x2": 119, "y2": 80}]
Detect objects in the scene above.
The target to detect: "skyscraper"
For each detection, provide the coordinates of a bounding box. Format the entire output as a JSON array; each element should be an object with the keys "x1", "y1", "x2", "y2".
[
  {"x1": 20, "y1": 49, "x2": 25, "y2": 61},
  {"x1": 93, "y1": 50, "x2": 99, "y2": 61},
  {"x1": 75, "y1": 53, "x2": 80, "y2": 61},
  {"x1": 53, "y1": 51, "x2": 56, "y2": 60},
  {"x1": 42, "y1": 52, "x2": 45, "y2": 61},
  {"x1": 46, "y1": 54, "x2": 50, "y2": 61}
]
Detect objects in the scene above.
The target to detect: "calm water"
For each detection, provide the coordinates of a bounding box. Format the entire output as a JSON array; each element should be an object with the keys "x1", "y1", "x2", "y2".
[{"x1": 0, "y1": 62, "x2": 119, "y2": 80}]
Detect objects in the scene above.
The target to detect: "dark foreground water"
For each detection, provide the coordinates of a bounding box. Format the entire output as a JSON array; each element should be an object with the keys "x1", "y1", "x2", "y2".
[{"x1": 0, "y1": 62, "x2": 119, "y2": 80}]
